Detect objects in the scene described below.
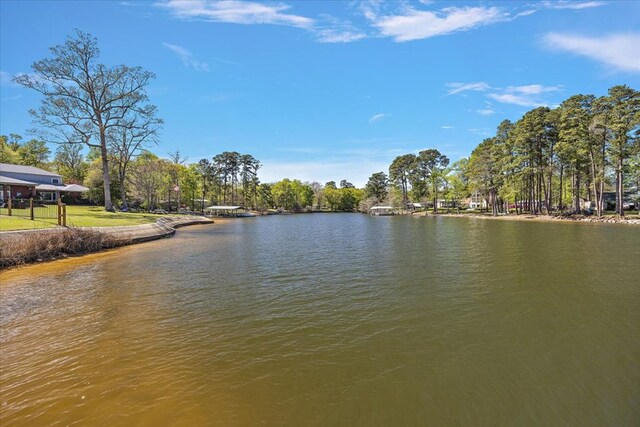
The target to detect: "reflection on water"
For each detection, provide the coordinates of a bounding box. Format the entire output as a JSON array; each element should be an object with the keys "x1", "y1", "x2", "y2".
[{"x1": 1, "y1": 215, "x2": 639, "y2": 425}]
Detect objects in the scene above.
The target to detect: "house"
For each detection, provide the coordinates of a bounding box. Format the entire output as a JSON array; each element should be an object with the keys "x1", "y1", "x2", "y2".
[
  {"x1": 0, "y1": 163, "x2": 88, "y2": 202},
  {"x1": 406, "y1": 202, "x2": 423, "y2": 211},
  {"x1": 466, "y1": 190, "x2": 488, "y2": 209},
  {"x1": 435, "y1": 199, "x2": 456, "y2": 209}
]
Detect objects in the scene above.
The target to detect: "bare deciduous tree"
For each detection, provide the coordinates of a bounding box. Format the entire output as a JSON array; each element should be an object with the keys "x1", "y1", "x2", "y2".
[{"x1": 14, "y1": 30, "x2": 156, "y2": 211}]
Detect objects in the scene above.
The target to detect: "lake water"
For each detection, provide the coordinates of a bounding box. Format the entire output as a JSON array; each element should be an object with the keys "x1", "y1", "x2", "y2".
[{"x1": 1, "y1": 214, "x2": 639, "y2": 425}]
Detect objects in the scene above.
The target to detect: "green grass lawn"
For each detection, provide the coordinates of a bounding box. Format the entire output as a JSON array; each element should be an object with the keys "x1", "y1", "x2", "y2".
[{"x1": 0, "y1": 205, "x2": 165, "y2": 231}]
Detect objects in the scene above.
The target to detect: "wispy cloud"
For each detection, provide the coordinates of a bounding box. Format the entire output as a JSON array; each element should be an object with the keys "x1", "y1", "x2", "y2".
[
  {"x1": 315, "y1": 13, "x2": 367, "y2": 43},
  {"x1": 487, "y1": 85, "x2": 561, "y2": 107},
  {"x1": 487, "y1": 93, "x2": 546, "y2": 107},
  {"x1": 158, "y1": 0, "x2": 313, "y2": 28},
  {"x1": 158, "y1": 0, "x2": 365, "y2": 43},
  {"x1": 543, "y1": 32, "x2": 640, "y2": 73},
  {"x1": 446, "y1": 82, "x2": 491, "y2": 95},
  {"x1": 441, "y1": 125, "x2": 454, "y2": 129},
  {"x1": 504, "y1": 84, "x2": 562, "y2": 95},
  {"x1": 369, "y1": 6, "x2": 507, "y2": 42},
  {"x1": 315, "y1": 28, "x2": 366, "y2": 43},
  {"x1": 541, "y1": 1, "x2": 605, "y2": 10},
  {"x1": 162, "y1": 43, "x2": 210, "y2": 72},
  {"x1": 447, "y1": 81, "x2": 562, "y2": 108},
  {"x1": 369, "y1": 113, "x2": 387, "y2": 124}
]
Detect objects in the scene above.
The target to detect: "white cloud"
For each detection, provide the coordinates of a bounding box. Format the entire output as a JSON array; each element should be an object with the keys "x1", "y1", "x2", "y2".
[
  {"x1": 447, "y1": 81, "x2": 561, "y2": 108},
  {"x1": 514, "y1": 9, "x2": 537, "y2": 18},
  {"x1": 315, "y1": 28, "x2": 366, "y2": 43},
  {"x1": 162, "y1": 43, "x2": 210, "y2": 72},
  {"x1": 441, "y1": 125, "x2": 454, "y2": 129},
  {"x1": 543, "y1": 32, "x2": 640, "y2": 73},
  {"x1": 371, "y1": 6, "x2": 506, "y2": 42},
  {"x1": 158, "y1": 0, "x2": 314, "y2": 28},
  {"x1": 446, "y1": 82, "x2": 491, "y2": 95},
  {"x1": 504, "y1": 84, "x2": 561, "y2": 95},
  {"x1": 369, "y1": 113, "x2": 387, "y2": 124},
  {"x1": 488, "y1": 84, "x2": 561, "y2": 107},
  {"x1": 541, "y1": 1, "x2": 605, "y2": 10},
  {"x1": 487, "y1": 93, "x2": 549, "y2": 107},
  {"x1": 158, "y1": 0, "x2": 366, "y2": 44}
]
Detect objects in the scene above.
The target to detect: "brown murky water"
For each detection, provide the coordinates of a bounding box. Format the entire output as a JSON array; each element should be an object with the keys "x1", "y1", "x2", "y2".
[{"x1": 1, "y1": 215, "x2": 639, "y2": 425}]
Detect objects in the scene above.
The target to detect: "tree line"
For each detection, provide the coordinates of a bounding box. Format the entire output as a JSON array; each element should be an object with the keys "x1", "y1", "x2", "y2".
[
  {"x1": 365, "y1": 85, "x2": 639, "y2": 217},
  {"x1": 8, "y1": 30, "x2": 639, "y2": 216}
]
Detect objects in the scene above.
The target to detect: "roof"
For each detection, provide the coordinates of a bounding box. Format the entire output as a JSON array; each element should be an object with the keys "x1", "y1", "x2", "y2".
[
  {"x1": 0, "y1": 163, "x2": 62, "y2": 178},
  {"x1": 63, "y1": 184, "x2": 89, "y2": 192},
  {"x1": 0, "y1": 175, "x2": 37, "y2": 186},
  {"x1": 35, "y1": 184, "x2": 68, "y2": 191},
  {"x1": 370, "y1": 206, "x2": 394, "y2": 210},
  {"x1": 205, "y1": 205, "x2": 242, "y2": 210}
]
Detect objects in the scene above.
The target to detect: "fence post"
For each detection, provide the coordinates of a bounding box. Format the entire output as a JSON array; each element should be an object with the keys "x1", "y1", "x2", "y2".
[
  {"x1": 58, "y1": 200, "x2": 62, "y2": 226},
  {"x1": 63, "y1": 204, "x2": 67, "y2": 227},
  {"x1": 7, "y1": 198, "x2": 11, "y2": 216},
  {"x1": 30, "y1": 198, "x2": 34, "y2": 220}
]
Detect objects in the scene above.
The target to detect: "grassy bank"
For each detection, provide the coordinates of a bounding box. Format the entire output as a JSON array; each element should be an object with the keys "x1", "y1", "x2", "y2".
[
  {"x1": 0, "y1": 206, "x2": 164, "y2": 231},
  {"x1": 0, "y1": 228, "x2": 126, "y2": 269}
]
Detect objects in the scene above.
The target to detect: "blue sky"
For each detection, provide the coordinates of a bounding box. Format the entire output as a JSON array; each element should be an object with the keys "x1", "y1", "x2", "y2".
[{"x1": 1, "y1": 0, "x2": 639, "y2": 186}]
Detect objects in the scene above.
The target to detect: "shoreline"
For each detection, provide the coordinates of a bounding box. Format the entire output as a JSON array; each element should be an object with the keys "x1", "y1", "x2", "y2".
[
  {"x1": 415, "y1": 211, "x2": 640, "y2": 225},
  {"x1": 0, "y1": 215, "x2": 217, "y2": 270}
]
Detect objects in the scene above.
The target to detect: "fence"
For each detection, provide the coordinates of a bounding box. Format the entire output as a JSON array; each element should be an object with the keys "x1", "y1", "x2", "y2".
[{"x1": 0, "y1": 198, "x2": 67, "y2": 226}]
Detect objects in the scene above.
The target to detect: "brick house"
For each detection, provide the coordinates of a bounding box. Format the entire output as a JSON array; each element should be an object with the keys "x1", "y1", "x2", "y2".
[{"x1": 0, "y1": 163, "x2": 87, "y2": 202}]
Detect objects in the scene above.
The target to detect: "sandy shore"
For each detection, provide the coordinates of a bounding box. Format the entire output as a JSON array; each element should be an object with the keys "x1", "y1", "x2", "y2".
[{"x1": 414, "y1": 211, "x2": 640, "y2": 225}]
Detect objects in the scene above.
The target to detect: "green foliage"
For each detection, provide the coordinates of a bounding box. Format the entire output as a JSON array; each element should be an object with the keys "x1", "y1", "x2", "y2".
[
  {"x1": 0, "y1": 135, "x2": 19, "y2": 163},
  {"x1": 365, "y1": 172, "x2": 389, "y2": 203},
  {"x1": 0, "y1": 134, "x2": 50, "y2": 167},
  {"x1": 271, "y1": 179, "x2": 314, "y2": 211},
  {"x1": 389, "y1": 154, "x2": 416, "y2": 205}
]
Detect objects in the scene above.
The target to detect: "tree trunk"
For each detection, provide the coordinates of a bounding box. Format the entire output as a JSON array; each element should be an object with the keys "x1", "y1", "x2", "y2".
[
  {"x1": 574, "y1": 169, "x2": 581, "y2": 213},
  {"x1": 588, "y1": 148, "x2": 600, "y2": 216},
  {"x1": 99, "y1": 132, "x2": 114, "y2": 212},
  {"x1": 559, "y1": 164, "x2": 564, "y2": 213},
  {"x1": 119, "y1": 172, "x2": 128, "y2": 209},
  {"x1": 617, "y1": 157, "x2": 624, "y2": 217}
]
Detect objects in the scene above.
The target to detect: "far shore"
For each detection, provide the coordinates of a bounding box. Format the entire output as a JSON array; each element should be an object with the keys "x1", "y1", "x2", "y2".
[{"x1": 413, "y1": 211, "x2": 640, "y2": 225}]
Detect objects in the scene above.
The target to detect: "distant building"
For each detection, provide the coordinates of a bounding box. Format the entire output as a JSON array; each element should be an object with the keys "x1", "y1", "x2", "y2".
[
  {"x1": 466, "y1": 190, "x2": 487, "y2": 209},
  {"x1": 370, "y1": 206, "x2": 396, "y2": 216},
  {"x1": 0, "y1": 163, "x2": 87, "y2": 202}
]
